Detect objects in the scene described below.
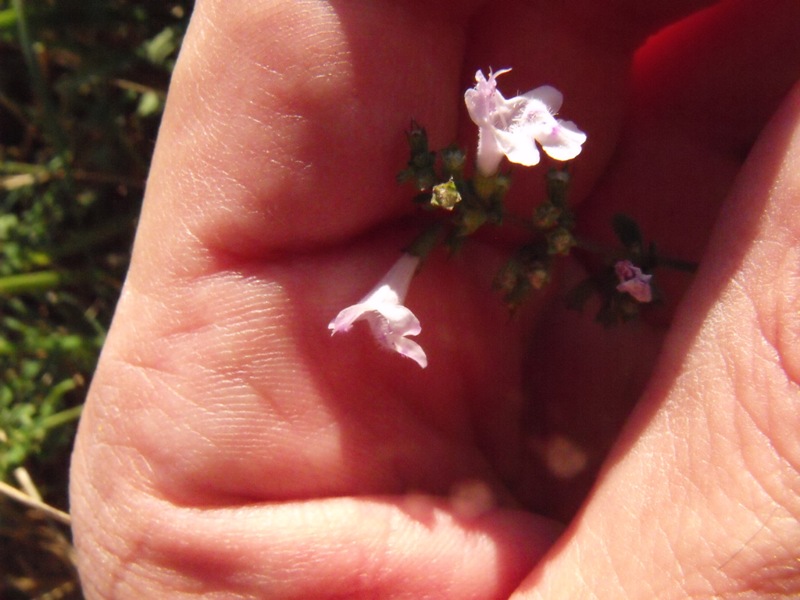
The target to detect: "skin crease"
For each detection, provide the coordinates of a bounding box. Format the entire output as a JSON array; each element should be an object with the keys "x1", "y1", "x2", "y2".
[{"x1": 69, "y1": 0, "x2": 800, "y2": 598}]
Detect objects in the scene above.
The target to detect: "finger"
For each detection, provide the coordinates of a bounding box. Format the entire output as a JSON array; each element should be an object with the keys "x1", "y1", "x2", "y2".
[
  {"x1": 80, "y1": 0, "x2": 737, "y2": 515},
  {"x1": 139, "y1": 0, "x2": 722, "y2": 277},
  {"x1": 135, "y1": 0, "x2": 471, "y2": 276},
  {"x1": 70, "y1": 482, "x2": 559, "y2": 599},
  {"x1": 460, "y1": 0, "x2": 720, "y2": 209},
  {"x1": 512, "y1": 78, "x2": 800, "y2": 599},
  {"x1": 579, "y1": 0, "x2": 800, "y2": 303},
  {"x1": 84, "y1": 0, "x2": 516, "y2": 505},
  {"x1": 513, "y1": 0, "x2": 800, "y2": 519},
  {"x1": 71, "y1": 3, "x2": 561, "y2": 597},
  {"x1": 71, "y1": 2, "x2": 787, "y2": 598}
]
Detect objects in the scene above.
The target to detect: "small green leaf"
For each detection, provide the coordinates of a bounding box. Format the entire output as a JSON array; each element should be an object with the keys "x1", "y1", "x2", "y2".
[
  {"x1": 137, "y1": 90, "x2": 164, "y2": 117},
  {"x1": 612, "y1": 213, "x2": 643, "y2": 252},
  {"x1": 141, "y1": 26, "x2": 179, "y2": 66}
]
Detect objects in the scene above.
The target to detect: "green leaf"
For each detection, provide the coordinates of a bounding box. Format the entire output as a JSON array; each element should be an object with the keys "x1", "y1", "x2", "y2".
[
  {"x1": 141, "y1": 26, "x2": 179, "y2": 66},
  {"x1": 0, "y1": 8, "x2": 18, "y2": 30},
  {"x1": 612, "y1": 213, "x2": 643, "y2": 252},
  {"x1": 136, "y1": 90, "x2": 164, "y2": 117}
]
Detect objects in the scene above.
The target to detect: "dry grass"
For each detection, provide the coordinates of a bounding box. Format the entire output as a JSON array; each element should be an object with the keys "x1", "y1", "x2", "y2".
[{"x1": 1, "y1": 465, "x2": 80, "y2": 599}]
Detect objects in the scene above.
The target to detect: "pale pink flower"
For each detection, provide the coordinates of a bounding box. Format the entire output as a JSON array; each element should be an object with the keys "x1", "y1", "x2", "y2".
[
  {"x1": 615, "y1": 260, "x2": 653, "y2": 303},
  {"x1": 464, "y1": 68, "x2": 586, "y2": 176},
  {"x1": 329, "y1": 254, "x2": 427, "y2": 368}
]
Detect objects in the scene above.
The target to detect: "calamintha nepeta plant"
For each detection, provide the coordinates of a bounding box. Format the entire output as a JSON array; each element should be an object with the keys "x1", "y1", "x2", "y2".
[{"x1": 330, "y1": 67, "x2": 686, "y2": 368}]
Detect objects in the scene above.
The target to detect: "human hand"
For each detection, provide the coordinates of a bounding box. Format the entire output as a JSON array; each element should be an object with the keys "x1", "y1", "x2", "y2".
[{"x1": 70, "y1": 1, "x2": 800, "y2": 597}]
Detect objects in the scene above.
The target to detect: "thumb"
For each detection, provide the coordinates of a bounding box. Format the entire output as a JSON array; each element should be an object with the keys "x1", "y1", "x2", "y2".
[{"x1": 513, "y1": 81, "x2": 800, "y2": 598}]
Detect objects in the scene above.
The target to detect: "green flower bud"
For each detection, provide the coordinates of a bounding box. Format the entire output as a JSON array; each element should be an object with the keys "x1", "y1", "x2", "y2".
[
  {"x1": 526, "y1": 262, "x2": 550, "y2": 289},
  {"x1": 533, "y1": 202, "x2": 561, "y2": 229},
  {"x1": 547, "y1": 227, "x2": 575, "y2": 256},
  {"x1": 457, "y1": 207, "x2": 488, "y2": 236},
  {"x1": 397, "y1": 121, "x2": 436, "y2": 191},
  {"x1": 493, "y1": 173, "x2": 511, "y2": 198},
  {"x1": 430, "y1": 178, "x2": 462, "y2": 211},
  {"x1": 441, "y1": 145, "x2": 466, "y2": 177},
  {"x1": 473, "y1": 172, "x2": 497, "y2": 201},
  {"x1": 493, "y1": 261, "x2": 521, "y2": 294},
  {"x1": 546, "y1": 168, "x2": 570, "y2": 206}
]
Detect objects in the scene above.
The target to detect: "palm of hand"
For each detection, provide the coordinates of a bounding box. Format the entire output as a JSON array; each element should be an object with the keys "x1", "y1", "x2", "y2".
[{"x1": 70, "y1": 1, "x2": 800, "y2": 598}]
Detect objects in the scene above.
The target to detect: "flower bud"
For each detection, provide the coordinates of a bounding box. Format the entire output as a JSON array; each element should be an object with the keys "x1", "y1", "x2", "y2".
[
  {"x1": 526, "y1": 262, "x2": 550, "y2": 289},
  {"x1": 457, "y1": 207, "x2": 488, "y2": 236},
  {"x1": 546, "y1": 168, "x2": 570, "y2": 206},
  {"x1": 533, "y1": 202, "x2": 561, "y2": 229},
  {"x1": 430, "y1": 178, "x2": 462, "y2": 211},
  {"x1": 547, "y1": 227, "x2": 575, "y2": 255},
  {"x1": 397, "y1": 121, "x2": 436, "y2": 191},
  {"x1": 473, "y1": 172, "x2": 497, "y2": 201},
  {"x1": 441, "y1": 145, "x2": 466, "y2": 177}
]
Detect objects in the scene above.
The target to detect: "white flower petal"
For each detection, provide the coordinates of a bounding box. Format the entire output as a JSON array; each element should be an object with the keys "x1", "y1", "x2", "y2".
[
  {"x1": 328, "y1": 254, "x2": 427, "y2": 368},
  {"x1": 615, "y1": 260, "x2": 653, "y2": 303},
  {"x1": 522, "y1": 85, "x2": 563, "y2": 113},
  {"x1": 538, "y1": 120, "x2": 587, "y2": 161},
  {"x1": 361, "y1": 283, "x2": 401, "y2": 308},
  {"x1": 328, "y1": 303, "x2": 369, "y2": 333},
  {"x1": 617, "y1": 279, "x2": 653, "y2": 303},
  {"x1": 371, "y1": 304, "x2": 421, "y2": 337},
  {"x1": 390, "y1": 335, "x2": 428, "y2": 368},
  {"x1": 494, "y1": 128, "x2": 541, "y2": 167},
  {"x1": 377, "y1": 254, "x2": 419, "y2": 299},
  {"x1": 475, "y1": 126, "x2": 506, "y2": 176},
  {"x1": 464, "y1": 88, "x2": 487, "y2": 125}
]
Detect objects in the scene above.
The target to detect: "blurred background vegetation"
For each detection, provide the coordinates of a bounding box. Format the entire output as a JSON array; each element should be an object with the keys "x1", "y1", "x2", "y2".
[{"x1": 0, "y1": 1, "x2": 192, "y2": 597}]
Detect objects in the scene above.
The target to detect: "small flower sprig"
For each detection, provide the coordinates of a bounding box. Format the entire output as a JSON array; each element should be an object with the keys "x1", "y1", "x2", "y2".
[{"x1": 330, "y1": 67, "x2": 695, "y2": 367}]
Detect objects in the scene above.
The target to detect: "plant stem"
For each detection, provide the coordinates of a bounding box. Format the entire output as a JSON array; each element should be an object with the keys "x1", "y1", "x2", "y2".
[
  {"x1": 12, "y1": 0, "x2": 67, "y2": 153},
  {"x1": 0, "y1": 270, "x2": 61, "y2": 294},
  {"x1": 572, "y1": 236, "x2": 624, "y2": 259},
  {"x1": 0, "y1": 479, "x2": 71, "y2": 525},
  {"x1": 41, "y1": 403, "x2": 83, "y2": 431},
  {"x1": 405, "y1": 222, "x2": 443, "y2": 262},
  {"x1": 53, "y1": 215, "x2": 136, "y2": 259},
  {"x1": 655, "y1": 256, "x2": 698, "y2": 273}
]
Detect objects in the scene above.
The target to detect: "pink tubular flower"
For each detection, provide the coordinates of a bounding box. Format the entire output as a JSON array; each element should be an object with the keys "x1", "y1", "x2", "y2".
[
  {"x1": 615, "y1": 260, "x2": 653, "y2": 303},
  {"x1": 464, "y1": 68, "x2": 587, "y2": 176},
  {"x1": 328, "y1": 254, "x2": 428, "y2": 368}
]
